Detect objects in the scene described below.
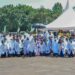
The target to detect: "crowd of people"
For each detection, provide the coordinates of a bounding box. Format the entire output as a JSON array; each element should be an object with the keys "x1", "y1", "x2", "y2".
[{"x1": 0, "y1": 31, "x2": 75, "y2": 58}]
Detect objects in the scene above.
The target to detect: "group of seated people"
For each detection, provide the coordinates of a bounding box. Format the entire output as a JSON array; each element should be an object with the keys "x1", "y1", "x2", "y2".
[{"x1": 0, "y1": 31, "x2": 75, "y2": 58}]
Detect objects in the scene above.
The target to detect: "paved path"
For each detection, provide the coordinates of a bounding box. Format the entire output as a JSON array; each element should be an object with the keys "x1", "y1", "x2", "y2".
[{"x1": 0, "y1": 57, "x2": 75, "y2": 75}]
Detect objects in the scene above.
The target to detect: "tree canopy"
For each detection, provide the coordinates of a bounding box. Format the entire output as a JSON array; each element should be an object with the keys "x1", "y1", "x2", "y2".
[{"x1": 0, "y1": 3, "x2": 63, "y2": 32}]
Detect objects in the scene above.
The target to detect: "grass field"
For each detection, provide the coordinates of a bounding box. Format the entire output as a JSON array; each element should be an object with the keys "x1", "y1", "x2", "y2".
[{"x1": 0, "y1": 57, "x2": 75, "y2": 75}]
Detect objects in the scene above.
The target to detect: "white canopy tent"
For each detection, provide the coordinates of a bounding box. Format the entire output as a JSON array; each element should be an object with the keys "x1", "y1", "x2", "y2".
[{"x1": 45, "y1": 7, "x2": 75, "y2": 31}]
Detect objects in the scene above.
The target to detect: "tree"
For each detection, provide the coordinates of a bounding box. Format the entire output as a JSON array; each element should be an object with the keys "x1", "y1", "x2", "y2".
[
  {"x1": 52, "y1": 2, "x2": 63, "y2": 19},
  {"x1": 0, "y1": 3, "x2": 63, "y2": 32}
]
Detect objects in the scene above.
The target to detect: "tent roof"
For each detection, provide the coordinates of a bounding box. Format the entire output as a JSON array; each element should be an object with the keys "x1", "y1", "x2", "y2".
[
  {"x1": 32, "y1": 23, "x2": 45, "y2": 29},
  {"x1": 46, "y1": 8, "x2": 75, "y2": 30}
]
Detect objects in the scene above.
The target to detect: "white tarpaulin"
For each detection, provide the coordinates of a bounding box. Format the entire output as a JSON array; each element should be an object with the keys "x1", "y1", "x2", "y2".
[{"x1": 45, "y1": 8, "x2": 75, "y2": 30}]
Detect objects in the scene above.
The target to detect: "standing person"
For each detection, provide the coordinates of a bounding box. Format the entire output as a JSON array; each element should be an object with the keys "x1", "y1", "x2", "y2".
[
  {"x1": 39, "y1": 40, "x2": 44, "y2": 56},
  {"x1": 14, "y1": 39, "x2": 20, "y2": 57},
  {"x1": 43, "y1": 31, "x2": 50, "y2": 41},
  {"x1": 35, "y1": 39, "x2": 41, "y2": 56},
  {"x1": 6, "y1": 33, "x2": 13, "y2": 42},
  {"x1": 71, "y1": 39, "x2": 75, "y2": 56},
  {"x1": 39, "y1": 39, "x2": 47, "y2": 56},
  {"x1": 34, "y1": 43, "x2": 38, "y2": 56},
  {"x1": 63, "y1": 38, "x2": 68, "y2": 56},
  {"x1": 23, "y1": 37, "x2": 30, "y2": 56},
  {"x1": 58, "y1": 39, "x2": 65, "y2": 57},
  {"x1": 46, "y1": 37, "x2": 51, "y2": 55},
  {"x1": 67, "y1": 40, "x2": 74, "y2": 57},
  {"x1": 43, "y1": 32, "x2": 47, "y2": 40},
  {"x1": 8, "y1": 38, "x2": 15, "y2": 57},
  {"x1": 4, "y1": 38, "x2": 9, "y2": 57},
  {"x1": 5, "y1": 34, "x2": 12, "y2": 57},
  {"x1": 0, "y1": 40, "x2": 7, "y2": 58},
  {"x1": 28, "y1": 35, "x2": 35, "y2": 57},
  {"x1": 18, "y1": 35, "x2": 23, "y2": 56},
  {"x1": 47, "y1": 36, "x2": 53, "y2": 55},
  {"x1": 52, "y1": 38, "x2": 59, "y2": 57},
  {"x1": 44, "y1": 39, "x2": 50, "y2": 56}
]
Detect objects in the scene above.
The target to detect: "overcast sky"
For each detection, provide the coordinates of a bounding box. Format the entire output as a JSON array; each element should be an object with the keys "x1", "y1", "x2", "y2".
[{"x1": 0, "y1": 0, "x2": 75, "y2": 9}]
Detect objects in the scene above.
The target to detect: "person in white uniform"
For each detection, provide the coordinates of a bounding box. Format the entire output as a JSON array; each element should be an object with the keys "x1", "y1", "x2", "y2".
[
  {"x1": 67, "y1": 40, "x2": 74, "y2": 57},
  {"x1": 63, "y1": 38, "x2": 68, "y2": 56},
  {"x1": 0, "y1": 40, "x2": 7, "y2": 58},
  {"x1": 14, "y1": 39, "x2": 20, "y2": 57},
  {"x1": 39, "y1": 40, "x2": 46, "y2": 56},
  {"x1": 71, "y1": 39, "x2": 75, "y2": 56},
  {"x1": 8, "y1": 39, "x2": 15, "y2": 57},
  {"x1": 58, "y1": 39, "x2": 65, "y2": 57},
  {"x1": 35, "y1": 39, "x2": 41, "y2": 56},
  {"x1": 28, "y1": 35, "x2": 35, "y2": 57},
  {"x1": 52, "y1": 38, "x2": 59, "y2": 57},
  {"x1": 47, "y1": 37, "x2": 53, "y2": 55},
  {"x1": 23, "y1": 37, "x2": 30, "y2": 56}
]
